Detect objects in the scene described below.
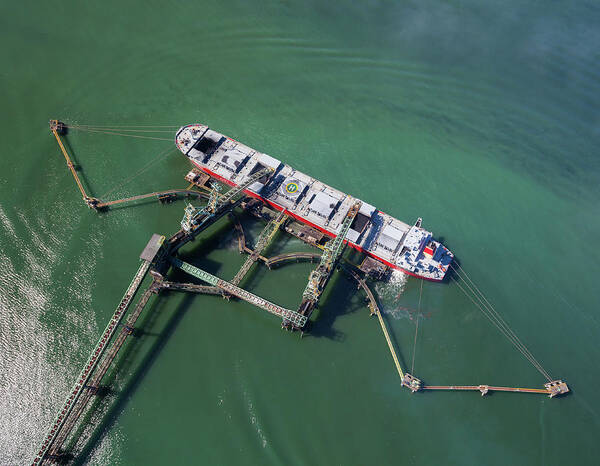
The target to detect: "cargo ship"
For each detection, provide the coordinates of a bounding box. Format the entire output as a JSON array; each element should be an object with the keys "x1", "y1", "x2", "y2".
[{"x1": 175, "y1": 124, "x2": 453, "y2": 281}]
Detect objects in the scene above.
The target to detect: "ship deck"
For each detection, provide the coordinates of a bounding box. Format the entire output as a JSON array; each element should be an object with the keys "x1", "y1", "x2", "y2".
[{"x1": 176, "y1": 124, "x2": 453, "y2": 281}]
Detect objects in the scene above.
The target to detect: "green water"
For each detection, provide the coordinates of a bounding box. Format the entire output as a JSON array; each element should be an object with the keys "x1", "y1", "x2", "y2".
[{"x1": 1, "y1": 0, "x2": 599, "y2": 464}]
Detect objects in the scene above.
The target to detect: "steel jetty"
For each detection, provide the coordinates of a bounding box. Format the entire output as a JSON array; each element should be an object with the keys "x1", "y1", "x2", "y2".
[
  {"x1": 31, "y1": 120, "x2": 568, "y2": 466},
  {"x1": 176, "y1": 124, "x2": 453, "y2": 281}
]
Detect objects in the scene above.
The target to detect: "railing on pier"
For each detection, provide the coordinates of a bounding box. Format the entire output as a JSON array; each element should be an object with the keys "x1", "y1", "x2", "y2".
[
  {"x1": 421, "y1": 380, "x2": 569, "y2": 397},
  {"x1": 229, "y1": 213, "x2": 246, "y2": 253},
  {"x1": 167, "y1": 196, "x2": 247, "y2": 254},
  {"x1": 32, "y1": 260, "x2": 151, "y2": 465},
  {"x1": 374, "y1": 302, "x2": 405, "y2": 382},
  {"x1": 44, "y1": 285, "x2": 158, "y2": 462},
  {"x1": 50, "y1": 119, "x2": 211, "y2": 212},
  {"x1": 170, "y1": 257, "x2": 308, "y2": 328},
  {"x1": 231, "y1": 211, "x2": 286, "y2": 286},
  {"x1": 95, "y1": 189, "x2": 208, "y2": 209},
  {"x1": 263, "y1": 252, "x2": 320, "y2": 268},
  {"x1": 160, "y1": 281, "x2": 222, "y2": 295},
  {"x1": 422, "y1": 385, "x2": 549, "y2": 395},
  {"x1": 50, "y1": 120, "x2": 99, "y2": 208}
]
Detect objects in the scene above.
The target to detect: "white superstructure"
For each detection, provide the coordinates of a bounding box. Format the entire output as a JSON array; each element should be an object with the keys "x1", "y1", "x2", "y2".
[{"x1": 176, "y1": 124, "x2": 453, "y2": 281}]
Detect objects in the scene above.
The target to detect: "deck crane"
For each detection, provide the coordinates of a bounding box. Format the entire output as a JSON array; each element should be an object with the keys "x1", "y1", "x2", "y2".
[
  {"x1": 180, "y1": 167, "x2": 273, "y2": 233},
  {"x1": 288, "y1": 200, "x2": 362, "y2": 330}
]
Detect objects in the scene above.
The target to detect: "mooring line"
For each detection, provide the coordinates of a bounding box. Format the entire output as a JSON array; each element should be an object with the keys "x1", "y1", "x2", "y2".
[
  {"x1": 450, "y1": 270, "x2": 551, "y2": 381},
  {"x1": 66, "y1": 123, "x2": 180, "y2": 128},
  {"x1": 451, "y1": 274, "x2": 549, "y2": 379},
  {"x1": 100, "y1": 146, "x2": 177, "y2": 199},
  {"x1": 68, "y1": 125, "x2": 175, "y2": 133},
  {"x1": 451, "y1": 264, "x2": 552, "y2": 380},
  {"x1": 66, "y1": 126, "x2": 173, "y2": 141}
]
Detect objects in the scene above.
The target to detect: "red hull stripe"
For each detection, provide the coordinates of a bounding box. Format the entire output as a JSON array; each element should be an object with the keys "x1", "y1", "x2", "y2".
[{"x1": 190, "y1": 162, "x2": 443, "y2": 282}]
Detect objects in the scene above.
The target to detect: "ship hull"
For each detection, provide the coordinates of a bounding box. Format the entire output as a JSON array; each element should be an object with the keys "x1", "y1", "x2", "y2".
[
  {"x1": 190, "y1": 160, "x2": 445, "y2": 282},
  {"x1": 177, "y1": 124, "x2": 452, "y2": 281}
]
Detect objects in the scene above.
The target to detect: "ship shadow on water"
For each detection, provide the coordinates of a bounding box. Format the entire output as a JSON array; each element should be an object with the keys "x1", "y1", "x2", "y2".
[
  {"x1": 68, "y1": 272, "x2": 371, "y2": 461},
  {"x1": 68, "y1": 219, "x2": 275, "y2": 463},
  {"x1": 304, "y1": 270, "x2": 366, "y2": 342},
  {"x1": 304, "y1": 266, "x2": 412, "y2": 372},
  {"x1": 67, "y1": 219, "x2": 452, "y2": 461}
]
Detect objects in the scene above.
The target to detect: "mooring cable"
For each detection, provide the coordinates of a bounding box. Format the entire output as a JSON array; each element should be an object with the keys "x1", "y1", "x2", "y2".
[
  {"x1": 66, "y1": 123, "x2": 180, "y2": 128},
  {"x1": 450, "y1": 264, "x2": 552, "y2": 380},
  {"x1": 68, "y1": 125, "x2": 175, "y2": 133},
  {"x1": 450, "y1": 275, "x2": 544, "y2": 376},
  {"x1": 66, "y1": 126, "x2": 173, "y2": 141},
  {"x1": 100, "y1": 146, "x2": 177, "y2": 199},
  {"x1": 411, "y1": 279, "x2": 423, "y2": 374},
  {"x1": 450, "y1": 270, "x2": 551, "y2": 381},
  {"x1": 451, "y1": 272, "x2": 551, "y2": 380}
]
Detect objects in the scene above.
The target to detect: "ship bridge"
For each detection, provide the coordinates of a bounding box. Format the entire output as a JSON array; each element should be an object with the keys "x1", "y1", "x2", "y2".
[{"x1": 177, "y1": 124, "x2": 453, "y2": 281}]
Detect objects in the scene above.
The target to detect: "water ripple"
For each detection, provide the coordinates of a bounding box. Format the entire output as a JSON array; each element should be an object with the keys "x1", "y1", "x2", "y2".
[{"x1": 0, "y1": 203, "x2": 117, "y2": 463}]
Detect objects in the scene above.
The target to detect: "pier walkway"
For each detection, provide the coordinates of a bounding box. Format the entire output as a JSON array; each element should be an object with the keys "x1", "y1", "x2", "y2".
[
  {"x1": 341, "y1": 265, "x2": 380, "y2": 316},
  {"x1": 421, "y1": 379, "x2": 569, "y2": 397},
  {"x1": 264, "y1": 252, "x2": 321, "y2": 268},
  {"x1": 229, "y1": 213, "x2": 246, "y2": 253},
  {"x1": 231, "y1": 210, "x2": 287, "y2": 286},
  {"x1": 32, "y1": 235, "x2": 167, "y2": 465},
  {"x1": 421, "y1": 385, "x2": 550, "y2": 395},
  {"x1": 50, "y1": 120, "x2": 99, "y2": 208},
  {"x1": 170, "y1": 257, "x2": 307, "y2": 328},
  {"x1": 35, "y1": 120, "x2": 570, "y2": 464},
  {"x1": 95, "y1": 189, "x2": 208, "y2": 209},
  {"x1": 33, "y1": 260, "x2": 151, "y2": 465},
  {"x1": 167, "y1": 197, "x2": 246, "y2": 254},
  {"x1": 160, "y1": 280, "x2": 221, "y2": 295},
  {"x1": 44, "y1": 284, "x2": 159, "y2": 462}
]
